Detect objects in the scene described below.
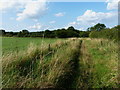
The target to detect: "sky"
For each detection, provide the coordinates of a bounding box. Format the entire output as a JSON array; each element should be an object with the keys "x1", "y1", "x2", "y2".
[{"x1": 0, "y1": 0, "x2": 119, "y2": 32}]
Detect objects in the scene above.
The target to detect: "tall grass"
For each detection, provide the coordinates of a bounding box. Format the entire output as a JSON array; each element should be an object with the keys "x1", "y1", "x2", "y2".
[
  {"x1": 76, "y1": 38, "x2": 118, "y2": 88},
  {"x1": 2, "y1": 39, "x2": 77, "y2": 88},
  {"x1": 46, "y1": 39, "x2": 82, "y2": 88},
  {"x1": 2, "y1": 38, "x2": 118, "y2": 88}
]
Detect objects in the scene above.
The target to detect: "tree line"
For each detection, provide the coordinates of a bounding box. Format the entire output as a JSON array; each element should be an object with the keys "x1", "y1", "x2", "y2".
[
  {"x1": 0, "y1": 23, "x2": 119, "y2": 41},
  {"x1": 0, "y1": 26, "x2": 90, "y2": 38}
]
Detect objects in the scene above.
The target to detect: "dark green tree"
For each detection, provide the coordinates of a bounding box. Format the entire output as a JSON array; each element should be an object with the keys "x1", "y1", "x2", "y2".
[
  {"x1": 18, "y1": 30, "x2": 29, "y2": 37},
  {"x1": 94, "y1": 23, "x2": 106, "y2": 31},
  {"x1": 89, "y1": 23, "x2": 106, "y2": 31},
  {"x1": 0, "y1": 29, "x2": 5, "y2": 36},
  {"x1": 21, "y1": 30, "x2": 29, "y2": 34},
  {"x1": 67, "y1": 26, "x2": 75, "y2": 31}
]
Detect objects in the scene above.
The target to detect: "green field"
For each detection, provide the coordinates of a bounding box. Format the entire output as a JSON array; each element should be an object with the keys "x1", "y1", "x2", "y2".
[
  {"x1": 2, "y1": 37, "x2": 60, "y2": 54},
  {"x1": 1, "y1": 37, "x2": 119, "y2": 88}
]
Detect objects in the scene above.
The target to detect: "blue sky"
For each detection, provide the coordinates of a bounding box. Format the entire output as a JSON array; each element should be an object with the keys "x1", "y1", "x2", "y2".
[{"x1": 0, "y1": 0, "x2": 118, "y2": 32}]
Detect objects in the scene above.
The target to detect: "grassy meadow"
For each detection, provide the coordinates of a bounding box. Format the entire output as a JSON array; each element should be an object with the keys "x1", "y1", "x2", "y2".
[
  {"x1": 2, "y1": 37, "x2": 60, "y2": 55},
  {"x1": 1, "y1": 37, "x2": 119, "y2": 88}
]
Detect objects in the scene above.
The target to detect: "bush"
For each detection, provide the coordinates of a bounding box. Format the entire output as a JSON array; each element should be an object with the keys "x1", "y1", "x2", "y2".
[{"x1": 89, "y1": 25, "x2": 120, "y2": 41}]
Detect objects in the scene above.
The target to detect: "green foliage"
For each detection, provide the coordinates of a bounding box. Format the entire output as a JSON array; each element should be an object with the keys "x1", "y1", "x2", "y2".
[
  {"x1": 55, "y1": 29, "x2": 68, "y2": 38},
  {"x1": 1, "y1": 26, "x2": 89, "y2": 38},
  {"x1": 0, "y1": 29, "x2": 6, "y2": 36},
  {"x1": 79, "y1": 31, "x2": 90, "y2": 37},
  {"x1": 1, "y1": 23, "x2": 119, "y2": 39},
  {"x1": 17, "y1": 30, "x2": 29, "y2": 37},
  {"x1": 88, "y1": 23, "x2": 106, "y2": 31},
  {"x1": 44, "y1": 30, "x2": 55, "y2": 38},
  {"x1": 89, "y1": 25, "x2": 119, "y2": 41},
  {"x1": 54, "y1": 27, "x2": 80, "y2": 38}
]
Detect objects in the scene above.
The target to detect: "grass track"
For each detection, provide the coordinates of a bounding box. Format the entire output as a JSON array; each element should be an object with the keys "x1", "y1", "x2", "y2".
[{"x1": 76, "y1": 38, "x2": 118, "y2": 88}]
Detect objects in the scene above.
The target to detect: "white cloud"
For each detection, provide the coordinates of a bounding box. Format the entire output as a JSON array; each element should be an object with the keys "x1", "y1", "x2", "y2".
[
  {"x1": 49, "y1": 21, "x2": 56, "y2": 24},
  {"x1": 55, "y1": 12, "x2": 65, "y2": 17},
  {"x1": 33, "y1": 19, "x2": 39, "y2": 22},
  {"x1": 67, "y1": 10, "x2": 117, "y2": 30},
  {"x1": 28, "y1": 23, "x2": 51, "y2": 30},
  {"x1": 106, "y1": 0, "x2": 119, "y2": 10},
  {"x1": 77, "y1": 10, "x2": 117, "y2": 23},
  {"x1": 28, "y1": 23, "x2": 43, "y2": 30},
  {"x1": 68, "y1": 21, "x2": 77, "y2": 25},
  {"x1": 0, "y1": 0, "x2": 48, "y2": 21},
  {"x1": 16, "y1": 0, "x2": 48, "y2": 21},
  {"x1": 0, "y1": 0, "x2": 26, "y2": 11}
]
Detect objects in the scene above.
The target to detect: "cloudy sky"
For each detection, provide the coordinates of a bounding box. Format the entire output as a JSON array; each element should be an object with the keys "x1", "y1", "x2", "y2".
[{"x1": 0, "y1": 0, "x2": 119, "y2": 32}]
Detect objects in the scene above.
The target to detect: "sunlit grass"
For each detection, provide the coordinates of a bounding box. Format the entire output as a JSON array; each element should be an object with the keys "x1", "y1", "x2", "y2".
[
  {"x1": 2, "y1": 37, "x2": 60, "y2": 55},
  {"x1": 2, "y1": 38, "x2": 118, "y2": 88},
  {"x1": 79, "y1": 39, "x2": 118, "y2": 88}
]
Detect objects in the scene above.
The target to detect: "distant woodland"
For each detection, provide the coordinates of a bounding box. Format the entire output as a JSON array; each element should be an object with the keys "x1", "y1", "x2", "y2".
[{"x1": 0, "y1": 23, "x2": 120, "y2": 41}]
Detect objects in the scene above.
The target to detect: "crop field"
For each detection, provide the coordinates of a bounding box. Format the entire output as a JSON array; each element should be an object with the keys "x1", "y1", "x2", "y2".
[{"x1": 1, "y1": 37, "x2": 119, "y2": 88}]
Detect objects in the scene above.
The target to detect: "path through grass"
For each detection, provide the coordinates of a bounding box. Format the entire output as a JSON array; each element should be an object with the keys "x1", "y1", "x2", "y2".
[{"x1": 2, "y1": 38, "x2": 119, "y2": 88}]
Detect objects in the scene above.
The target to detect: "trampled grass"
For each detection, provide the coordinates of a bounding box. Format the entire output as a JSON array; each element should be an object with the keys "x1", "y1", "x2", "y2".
[{"x1": 77, "y1": 38, "x2": 118, "y2": 88}]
